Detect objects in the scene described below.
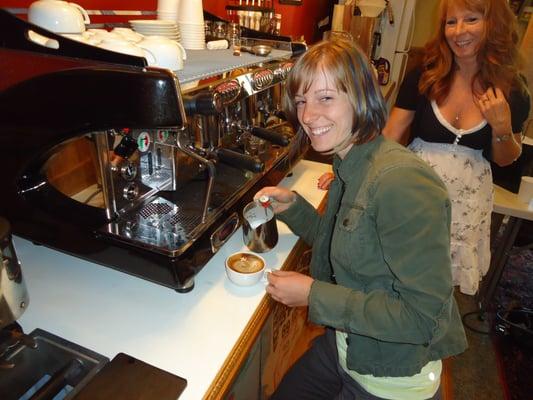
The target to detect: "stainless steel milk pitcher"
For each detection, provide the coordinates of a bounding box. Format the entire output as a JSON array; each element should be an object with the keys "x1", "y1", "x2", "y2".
[{"x1": 242, "y1": 200, "x2": 278, "y2": 253}]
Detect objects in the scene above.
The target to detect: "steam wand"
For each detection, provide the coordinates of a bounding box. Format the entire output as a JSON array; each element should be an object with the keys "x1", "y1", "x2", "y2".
[{"x1": 176, "y1": 130, "x2": 216, "y2": 223}]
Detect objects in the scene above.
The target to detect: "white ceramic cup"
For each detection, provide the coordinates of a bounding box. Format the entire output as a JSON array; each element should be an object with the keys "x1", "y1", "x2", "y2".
[
  {"x1": 225, "y1": 252, "x2": 268, "y2": 287},
  {"x1": 138, "y1": 36, "x2": 186, "y2": 71},
  {"x1": 112, "y1": 28, "x2": 145, "y2": 43},
  {"x1": 86, "y1": 29, "x2": 124, "y2": 42},
  {"x1": 98, "y1": 38, "x2": 156, "y2": 63},
  {"x1": 28, "y1": 0, "x2": 90, "y2": 34},
  {"x1": 61, "y1": 33, "x2": 100, "y2": 45}
]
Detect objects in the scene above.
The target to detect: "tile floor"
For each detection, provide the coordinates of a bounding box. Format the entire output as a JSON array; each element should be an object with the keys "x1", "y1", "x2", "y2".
[{"x1": 451, "y1": 291, "x2": 506, "y2": 400}]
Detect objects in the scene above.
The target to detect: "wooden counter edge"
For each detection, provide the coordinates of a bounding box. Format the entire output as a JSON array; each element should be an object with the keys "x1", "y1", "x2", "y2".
[{"x1": 203, "y1": 194, "x2": 328, "y2": 400}]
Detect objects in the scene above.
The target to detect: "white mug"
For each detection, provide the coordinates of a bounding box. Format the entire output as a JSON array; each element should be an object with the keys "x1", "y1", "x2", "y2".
[
  {"x1": 28, "y1": 0, "x2": 90, "y2": 34},
  {"x1": 98, "y1": 38, "x2": 156, "y2": 64},
  {"x1": 138, "y1": 36, "x2": 186, "y2": 71},
  {"x1": 112, "y1": 28, "x2": 145, "y2": 43},
  {"x1": 61, "y1": 33, "x2": 100, "y2": 45}
]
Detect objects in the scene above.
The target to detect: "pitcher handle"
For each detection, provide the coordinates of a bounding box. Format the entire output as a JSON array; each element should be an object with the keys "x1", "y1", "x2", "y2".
[{"x1": 68, "y1": 2, "x2": 91, "y2": 24}]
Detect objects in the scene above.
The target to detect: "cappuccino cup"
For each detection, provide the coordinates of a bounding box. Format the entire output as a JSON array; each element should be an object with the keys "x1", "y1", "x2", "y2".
[{"x1": 225, "y1": 252, "x2": 268, "y2": 286}]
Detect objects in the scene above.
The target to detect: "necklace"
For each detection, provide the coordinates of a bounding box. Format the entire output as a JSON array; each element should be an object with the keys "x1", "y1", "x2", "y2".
[
  {"x1": 452, "y1": 112, "x2": 462, "y2": 145},
  {"x1": 453, "y1": 108, "x2": 461, "y2": 126}
]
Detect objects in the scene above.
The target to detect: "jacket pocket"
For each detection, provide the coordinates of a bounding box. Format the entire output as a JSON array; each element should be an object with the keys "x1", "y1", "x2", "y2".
[
  {"x1": 331, "y1": 205, "x2": 368, "y2": 275},
  {"x1": 338, "y1": 205, "x2": 365, "y2": 233}
]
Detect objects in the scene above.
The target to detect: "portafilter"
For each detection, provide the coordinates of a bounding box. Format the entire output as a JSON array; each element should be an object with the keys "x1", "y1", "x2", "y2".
[{"x1": 0, "y1": 217, "x2": 29, "y2": 330}]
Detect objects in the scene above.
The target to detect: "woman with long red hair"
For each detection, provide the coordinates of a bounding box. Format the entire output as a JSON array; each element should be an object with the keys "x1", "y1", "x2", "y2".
[{"x1": 384, "y1": 0, "x2": 530, "y2": 295}]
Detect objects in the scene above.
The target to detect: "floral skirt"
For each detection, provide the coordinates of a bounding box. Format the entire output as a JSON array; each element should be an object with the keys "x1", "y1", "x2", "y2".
[{"x1": 409, "y1": 138, "x2": 493, "y2": 295}]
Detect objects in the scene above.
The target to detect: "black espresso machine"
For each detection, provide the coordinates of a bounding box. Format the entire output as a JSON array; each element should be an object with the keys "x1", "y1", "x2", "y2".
[{"x1": 0, "y1": 10, "x2": 305, "y2": 292}]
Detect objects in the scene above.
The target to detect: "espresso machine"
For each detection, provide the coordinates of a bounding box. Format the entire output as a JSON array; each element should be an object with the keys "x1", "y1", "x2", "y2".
[{"x1": 0, "y1": 10, "x2": 304, "y2": 292}]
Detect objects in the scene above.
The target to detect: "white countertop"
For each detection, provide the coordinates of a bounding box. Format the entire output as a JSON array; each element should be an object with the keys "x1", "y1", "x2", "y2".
[{"x1": 16, "y1": 159, "x2": 330, "y2": 400}]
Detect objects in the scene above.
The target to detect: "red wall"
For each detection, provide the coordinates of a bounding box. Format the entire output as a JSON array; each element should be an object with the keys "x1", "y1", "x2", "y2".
[{"x1": 1, "y1": 0, "x2": 331, "y2": 43}]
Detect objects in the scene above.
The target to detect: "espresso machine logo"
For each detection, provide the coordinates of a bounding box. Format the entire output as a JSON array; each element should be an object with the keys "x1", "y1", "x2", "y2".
[
  {"x1": 213, "y1": 80, "x2": 241, "y2": 106},
  {"x1": 251, "y1": 69, "x2": 274, "y2": 91},
  {"x1": 274, "y1": 62, "x2": 294, "y2": 80}
]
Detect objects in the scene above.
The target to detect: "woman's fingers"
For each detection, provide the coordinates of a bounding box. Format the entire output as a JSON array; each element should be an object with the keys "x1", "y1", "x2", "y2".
[
  {"x1": 253, "y1": 186, "x2": 277, "y2": 201},
  {"x1": 317, "y1": 172, "x2": 334, "y2": 190},
  {"x1": 253, "y1": 187, "x2": 296, "y2": 213},
  {"x1": 476, "y1": 87, "x2": 512, "y2": 134},
  {"x1": 265, "y1": 271, "x2": 313, "y2": 307}
]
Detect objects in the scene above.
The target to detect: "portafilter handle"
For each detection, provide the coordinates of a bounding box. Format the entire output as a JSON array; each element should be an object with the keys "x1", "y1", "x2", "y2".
[
  {"x1": 0, "y1": 217, "x2": 29, "y2": 330},
  {"x1": 183, "y1": 92, "x2": 222, "y2": 116},
  {"x1": 250, "y1": 126, "x2": 290, "y2": 147},
  {"x1": 214, "y1": 148, "x2": 265, "y2": 173}
]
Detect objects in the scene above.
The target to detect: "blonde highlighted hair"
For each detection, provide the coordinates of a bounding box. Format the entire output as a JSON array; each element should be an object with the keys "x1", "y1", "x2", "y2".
[
  {"x1": 420, "y1": 0, "x2": 525, "y2": 102},
  {"x1": 283, "y1": 39, "x2": 387, "y2": 153}
]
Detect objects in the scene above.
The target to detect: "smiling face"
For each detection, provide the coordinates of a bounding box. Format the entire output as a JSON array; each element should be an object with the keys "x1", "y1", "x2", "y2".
[
  {"x1": 444, "y1": 4, "x2": 485, "y2": 62},
  {"x1": 294, "y1": 69, "x2": 355, "y2": 159}
]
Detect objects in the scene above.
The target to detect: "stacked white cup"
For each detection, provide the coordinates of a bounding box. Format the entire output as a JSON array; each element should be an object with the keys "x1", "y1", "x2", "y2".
[
  {"x1": 178, "y1": 0, "x2": 206, "y2": 50},
  {"x1": 157, "y1": 0, "x2": 180, "y2": 24}
]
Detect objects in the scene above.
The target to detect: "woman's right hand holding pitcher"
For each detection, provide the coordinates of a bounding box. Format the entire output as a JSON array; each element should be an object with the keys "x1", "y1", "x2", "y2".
[{"x1": 254, "y1": 186, "x2": 296, "y2": 214}]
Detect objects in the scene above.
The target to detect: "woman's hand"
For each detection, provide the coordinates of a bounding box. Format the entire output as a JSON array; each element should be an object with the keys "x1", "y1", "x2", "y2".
[
  {"x1": 317, "y1": 172, "x2": 335, "y2": 190},
  {"x1": 266, "y1": 270, "x2": 314, "y2": 307},
  {"x1": 254, "y1": 186, "x2": 296, "y2": 214},
  {"x1": 475, "y1": 87, "x2": 513, "y2": 136}
]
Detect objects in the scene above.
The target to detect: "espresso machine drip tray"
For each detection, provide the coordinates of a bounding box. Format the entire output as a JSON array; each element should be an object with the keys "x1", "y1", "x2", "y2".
[
  {"x1": 99, "y1": 157, "x2": 256, "y2": 258},
  {"x1": 0, "y1": 327, "x2": 108, "y2": 400},
  {"x1": 102, "y1": 196, "x2": 199, "y2": 256}
]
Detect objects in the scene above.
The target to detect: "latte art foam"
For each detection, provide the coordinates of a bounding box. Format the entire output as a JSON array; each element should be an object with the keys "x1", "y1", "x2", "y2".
[{"x1": 228, "y1": 253, "x2": 264, "y2": 274}]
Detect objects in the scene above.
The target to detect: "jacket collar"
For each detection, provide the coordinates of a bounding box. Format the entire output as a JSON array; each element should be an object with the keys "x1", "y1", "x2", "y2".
[{"x1": 333, "y1": 135, "x2": 384, "y2": 184}]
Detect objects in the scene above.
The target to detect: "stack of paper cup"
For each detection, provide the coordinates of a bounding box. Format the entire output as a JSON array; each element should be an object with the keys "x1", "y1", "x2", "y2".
[
  {"x1": 178, "y1": 0, "x2": 205, "y2": 49},
  {"x1": 157, "y1": 0, "x2": 180, "y2": 24},
  {"x1": 518, "y1": 176, "x2": 533, "y2": 206}
]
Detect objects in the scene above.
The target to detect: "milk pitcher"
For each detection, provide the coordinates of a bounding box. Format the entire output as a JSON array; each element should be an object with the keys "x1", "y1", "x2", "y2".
[{"x1": 242, "y1": 199, "x2": 278, "y2": 253}]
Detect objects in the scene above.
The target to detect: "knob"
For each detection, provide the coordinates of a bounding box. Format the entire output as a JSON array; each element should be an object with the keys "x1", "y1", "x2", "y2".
[
  {"x1": 119, "y1": 161, "x2": 138, "y2": 181},
  {"x1": 123, "y1": 182, "x2": 139, "y2": 201}
]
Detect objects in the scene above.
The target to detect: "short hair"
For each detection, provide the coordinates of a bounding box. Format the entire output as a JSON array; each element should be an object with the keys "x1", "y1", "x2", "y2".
[
  {"x1": 283, "y1": 39, "x2": 387, "y2": 154},
  {"x1": 420, "y1": 0, "x2": 524, "y2": 101}
]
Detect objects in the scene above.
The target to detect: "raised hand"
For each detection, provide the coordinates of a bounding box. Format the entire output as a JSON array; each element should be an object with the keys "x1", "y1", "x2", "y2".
[{"x1": 475, "y1": 87, "x2": 513, "y2": 136}]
